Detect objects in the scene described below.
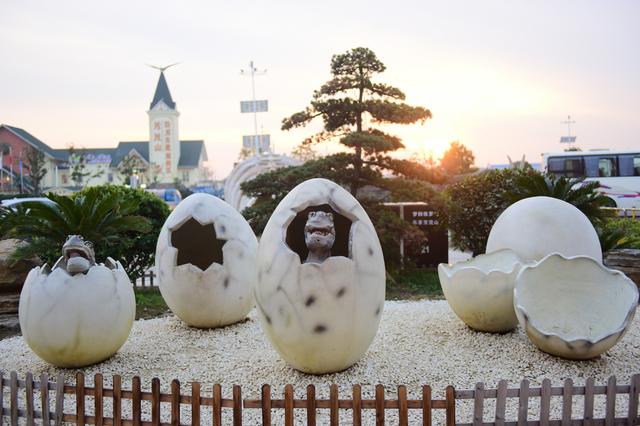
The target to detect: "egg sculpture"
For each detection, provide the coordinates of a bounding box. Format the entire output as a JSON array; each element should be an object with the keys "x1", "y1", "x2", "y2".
[
  {"x1": 255, "y1": 178, "x2": 385, "y2": 374},
  {"x1": 486, "y1": 196, "x2": 602, "y2": 262},
  {"x1": 19, "y1": 235, "x2": 135, "y2": 368},
  {"x1": 155, "y1": 193, "x2": 257, "y2": 328}
]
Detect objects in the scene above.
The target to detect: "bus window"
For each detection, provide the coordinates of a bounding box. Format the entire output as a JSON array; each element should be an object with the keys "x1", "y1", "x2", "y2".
[
  {"x1": 548, "y1": 157, "x2": 584, "y2": 178},
  {"x1": 598, "y1": 157, "x2": 617, "y2": 177},
  {"x1": 635, "y1": 156, "x2": 640, "y2": 176}
]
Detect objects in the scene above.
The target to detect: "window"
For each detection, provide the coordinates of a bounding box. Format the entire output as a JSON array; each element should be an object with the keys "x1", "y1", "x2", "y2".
[
  {"x1": 107, "y1": 173, "x2": 113, "y2": 183},
  {"x1": 547, "y1": 157, "x2": 584, "y2": 178},
  {"x1": 598, "y1": 158, "x2": 617, "y2": 177},
  {"x1": 634, "y1": 156, "x2": 640, "y2": 176},
  {"x1": 182, "y1": 172, "x2": 189, "y2": 182}
]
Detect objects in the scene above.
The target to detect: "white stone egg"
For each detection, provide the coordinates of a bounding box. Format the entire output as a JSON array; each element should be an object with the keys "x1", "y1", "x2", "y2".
[
  {"x1": 486, "y1": 196, "x2": 602, "y2": 262},
  {"x1": 155, "y1": 193, "x2": 257, "y2": 328},
  {"x1": 255, "y1": 178, "x2": 385, "y2": 374},
  {"x1": 19, "y1": 261, "x2": 135, "y2": 367}
]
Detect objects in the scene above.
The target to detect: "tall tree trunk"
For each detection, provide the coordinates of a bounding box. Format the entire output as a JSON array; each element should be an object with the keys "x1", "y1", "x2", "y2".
[{"x1": 351, "y1": 66, "x2": 364, "y2": 197}]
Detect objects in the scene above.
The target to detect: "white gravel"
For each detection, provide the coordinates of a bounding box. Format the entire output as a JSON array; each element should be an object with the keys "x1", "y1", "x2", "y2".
[{"x1": 1, "y1": 300, "x2": 638, "y2": 425}]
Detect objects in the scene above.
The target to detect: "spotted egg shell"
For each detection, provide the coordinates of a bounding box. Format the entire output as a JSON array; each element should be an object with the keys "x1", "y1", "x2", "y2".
[
  {"x1": 255, "y1": 178, "x2": 385, "y2": 374},
  {"x1": 155, "y1": 193, "x2": 257, "y2": 328}
]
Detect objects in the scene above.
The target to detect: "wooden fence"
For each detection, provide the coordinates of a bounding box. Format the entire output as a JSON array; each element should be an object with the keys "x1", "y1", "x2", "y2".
[
  {"x1": 135, "y1": 271, "x2": 156, "y2": 288},
  {"x1": 1, "y1": 371, "x2": 638, "y2": 425}
]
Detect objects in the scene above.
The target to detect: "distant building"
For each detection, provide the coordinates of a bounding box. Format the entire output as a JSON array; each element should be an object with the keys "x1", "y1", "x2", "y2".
[{"x1": 0, "y1": 70, "x2": 207, "y2": 191}]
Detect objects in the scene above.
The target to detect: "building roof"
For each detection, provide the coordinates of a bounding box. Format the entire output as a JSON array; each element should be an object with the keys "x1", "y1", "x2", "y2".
[
  {"x1": 150, "y1": 72, "x2": 176, "y2": 110},
  {"x1": 178, "y1": 140, "x2": 206, "y2": 167},
  {"x1": 110, "y1": 142, "x2": 149, "y2": 167},
  {"x1": 1, "y1": 124, "x2": 63, "y2": 159}
]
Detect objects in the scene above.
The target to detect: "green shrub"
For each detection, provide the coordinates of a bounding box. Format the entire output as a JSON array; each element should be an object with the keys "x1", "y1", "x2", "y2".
[
  {"x1": 600, "y1": 218, "x2": 640, "y2": 251},
  {"x1": 446, "y1": 169, "x2": 526, "y2": 255},
  {"x1": 74, "y1": 185, "x2": 170, "y2": 278}
]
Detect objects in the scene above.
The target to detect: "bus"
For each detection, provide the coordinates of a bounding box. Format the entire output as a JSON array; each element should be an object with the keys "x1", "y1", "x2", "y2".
[
  {"x1": 542, "y1": 150, "x2": 640, "y2": 208},
  {"x1": 145, "y1": 188, "x2": 183, "y2": 208}
]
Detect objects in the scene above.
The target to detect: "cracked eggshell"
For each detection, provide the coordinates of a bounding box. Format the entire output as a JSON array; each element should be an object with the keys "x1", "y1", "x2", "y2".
[
  {"x1": 18, "y1": 262, "x2": 135, "y2": 368},
  {"x1": 155, "y1": 193, "x2": 257, "y2": 328},
  {"x1": 486, "y1": 196, "x2": 602, "y2": 263},
  {"x1": 514, "y1": 253, "x2": 638, "y2": 360},
  {"x1": 255, "y1": 178, "x2": 385, "y2": 374},
  {"x1": 438, "y1": 249, "x2": 524, "y2": 333}
]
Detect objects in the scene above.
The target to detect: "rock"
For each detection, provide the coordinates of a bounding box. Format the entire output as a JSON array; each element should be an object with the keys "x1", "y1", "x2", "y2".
[
  {"x1": 0, "y1": 238, "x2": 41, "y2": 295},
  {"x1": 604, "y1": 249, "x2": 640, "y2": 289}
]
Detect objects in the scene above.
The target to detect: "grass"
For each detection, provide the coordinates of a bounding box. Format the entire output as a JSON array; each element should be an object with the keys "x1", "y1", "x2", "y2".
[
  {"x1": 134, "y1": 288, "x2": 170, "y2": 320},
  {"x1": 386, "y1": 268, "x2": 443, "y2": 300}
]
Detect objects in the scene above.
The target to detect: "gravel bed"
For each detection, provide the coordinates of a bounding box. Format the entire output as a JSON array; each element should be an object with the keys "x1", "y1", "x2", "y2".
[{"x1": 1, "y1": 301, "x2": 638, "y2": 424}]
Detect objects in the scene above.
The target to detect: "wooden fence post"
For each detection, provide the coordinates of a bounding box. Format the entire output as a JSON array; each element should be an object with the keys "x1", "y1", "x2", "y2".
[
  {"x1": 330, "y1": 384, "x2": 339, "y2": 426},
  {"x1": 0, "y1": 371, "x2": 3, "y2": 421},
  {"x1": 113, "y1": 375, "x2": 122, "y2": 426},
  {"x1": 495, "y1": 380, "x2": 507, "y2": 426},
  {"x1": 10, "y1": 371, "x2": 17, "y2": 425},
  {"x1": 261, "y1": 384, "x2": 271, "y2": 426},
  {"x1": 584, "y1": 377, "x2": 595, "y2": 426},
  {"x1": 284, "y1": 384, "x2": 294, "y2": 426},
  {"x1": 25, "y1": 371, "x2": 34, "y2": 426},
  {"x1": 132, "y1": 376, "x2": 142, "y2": 426},
  {"x1": 151, "y1": 378, "x2": 160, "y2": 426},
  {"x1": 606, "y1": 376, "x2": 616, "y2": 426},
  {"x1": 94, "y1": 373, "x2": 103, "y2": 426},
  {"x1": 306, "y1": 384, "x2": 316, "y2": 426},
  {"x1": 540, "y1": 378, "x2": 551, "y2": 426},
  {"x1": 628, "y1": 374, "x2": 639, "y2": 426},
  {"x1": 233, "y1": 385, "x2": 242, "y2": 426},
  {"x1": 40, "y1": 372, "x2": 50, "y2": 426},
  {"x1": 518, "y1": 379, "x2": 529, "y2": 426},
  {"x1": 473, "y1": 382, "x2": 484, "y2": 426},
  {"x1": 171, "y1": 379, "x2": 180, "y2": 426},
  {"x1": 192, "y1": 381, "x2": 201, "y2": 426},
  {"x1": 352, "y1": 384, "x2": 362, "y2": 426},
  {"x1": 398, "y1": 385, "x2": 409, "y2": 426},
  {"x1": 54, "y1": 373, "x2": 65, "y2": 426},
  {"x1": 212, "y1": 384, "x2": 222, "y2": 426},
  {"x1": 375, "y1": 384, "x2": 385, "y2": 426},
  {"x1": 422, "y1": 385, "x2": 432, "y2": 426},
  {"x1": 445, "y1": 385, "x2": 455, "y2": 426},
  {"x1": 76, "y1": 372, "x2": 85, "y2": 425}
]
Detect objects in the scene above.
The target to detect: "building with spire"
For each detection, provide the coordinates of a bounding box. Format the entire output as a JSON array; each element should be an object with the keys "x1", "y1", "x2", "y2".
[{"x1": 0, "y1": 70, "x2": 207, "y2": 191}]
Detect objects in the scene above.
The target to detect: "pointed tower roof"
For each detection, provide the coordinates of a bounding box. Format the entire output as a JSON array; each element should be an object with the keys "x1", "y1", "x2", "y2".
[{"x1": 150, "y1": 72, "x2": 176, "y2": 110}]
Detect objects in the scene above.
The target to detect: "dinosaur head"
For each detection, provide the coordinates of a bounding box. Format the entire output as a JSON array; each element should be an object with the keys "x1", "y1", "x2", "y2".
[
  {"x1": 304, "y1": 211, "x2": 336, "y2": 257},
  {"x1": 62, "y1": 235, "x2": 96, "y2": 275}
]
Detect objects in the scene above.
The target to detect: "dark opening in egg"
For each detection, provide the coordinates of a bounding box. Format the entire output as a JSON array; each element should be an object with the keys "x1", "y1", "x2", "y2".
[
  {"x1": 285, "y1": 204, "x2": 353, "y2": 261},
  {"x1": 171, "y1": 217, "x2": 226, "y2": 270}
]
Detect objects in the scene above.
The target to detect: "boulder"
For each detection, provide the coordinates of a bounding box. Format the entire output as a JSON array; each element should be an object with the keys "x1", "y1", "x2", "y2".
[{"x1": 604, "y1": 249, "x2": 640, "y2": 289}]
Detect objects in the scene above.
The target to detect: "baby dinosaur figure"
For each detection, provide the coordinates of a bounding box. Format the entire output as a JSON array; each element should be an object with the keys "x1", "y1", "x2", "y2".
[{"x1": 304, "y1": 211, "x2": 336, "y2": 264}]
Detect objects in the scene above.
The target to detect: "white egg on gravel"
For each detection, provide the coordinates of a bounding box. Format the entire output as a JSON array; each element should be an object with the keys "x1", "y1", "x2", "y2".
[
  {"x1": 155, "y1": 193, "x2": 257, "y2": 328},
  {"x1": 486, "y1": 196, "x2": 602, "y2": 262},
  {"x1": 255, "y1": 178, "x2": 385, "y2": 374},
  {"x1": 19, "y1": 261, "x2": 135, "y2": 367}
]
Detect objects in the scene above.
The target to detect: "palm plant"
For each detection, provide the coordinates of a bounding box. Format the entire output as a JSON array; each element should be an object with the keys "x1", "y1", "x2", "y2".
[
  {"x1": 506, "y1": 173, "x2": 614, "y2": 227},
  {"x1": 8, "y1": 187, "x2": 151, "y2": 266}
]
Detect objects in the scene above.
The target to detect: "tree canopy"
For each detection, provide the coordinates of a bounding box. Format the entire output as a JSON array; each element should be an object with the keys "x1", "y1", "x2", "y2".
[{"x1": 282, "y1": 47, "x2": 432, "y2": 196}]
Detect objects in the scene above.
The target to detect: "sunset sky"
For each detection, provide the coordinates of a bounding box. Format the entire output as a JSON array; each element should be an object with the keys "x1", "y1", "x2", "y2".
[{"x1": 2, "y1": 0, "x2": 639, "y2": 178}]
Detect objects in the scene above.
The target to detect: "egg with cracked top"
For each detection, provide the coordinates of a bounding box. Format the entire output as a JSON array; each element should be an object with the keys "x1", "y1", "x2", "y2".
[
  {"x1": 255, "y1": 178, "x2": 385, "y2": 374},
  {"x1": 155, "y1": 193, "x2": 257, "y2": 328}
]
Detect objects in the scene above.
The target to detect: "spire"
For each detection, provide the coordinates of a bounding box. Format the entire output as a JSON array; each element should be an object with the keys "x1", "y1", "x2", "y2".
[{"x1": 150, "y1": 72, "x2": 176, "y2": 110}]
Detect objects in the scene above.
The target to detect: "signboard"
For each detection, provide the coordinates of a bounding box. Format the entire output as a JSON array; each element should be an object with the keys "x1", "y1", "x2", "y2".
[
  {"x1": 385, "y1": 202, "x2": 448, "y2": 268},
  {"x1": 240, "y1": 100, "x2": 268, "y2": 113},
  {"x1": 243, "y1": 134, "x2": 270, "y2": 152},
  {"x1": 560, "y1": 136, "x2": 577, "y2": 143},
  {"x1": 84, "y1": 153, "x2": 112, "y2": 165}
]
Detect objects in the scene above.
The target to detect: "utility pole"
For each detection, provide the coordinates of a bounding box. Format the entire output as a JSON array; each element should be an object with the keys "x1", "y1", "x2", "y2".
[{"x1": 240, "y1": 61, "x2": 268, "y2": 153}]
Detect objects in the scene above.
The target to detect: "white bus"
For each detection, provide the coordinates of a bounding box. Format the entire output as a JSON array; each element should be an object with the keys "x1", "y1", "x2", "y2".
[{"x1": 542, "y1": 150, "x2": 640, "y2": 208}]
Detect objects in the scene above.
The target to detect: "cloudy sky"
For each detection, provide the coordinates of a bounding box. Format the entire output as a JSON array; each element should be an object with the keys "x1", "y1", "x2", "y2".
[{"x1": 2, "y1": 0, "x2": 639, "y2": 177}]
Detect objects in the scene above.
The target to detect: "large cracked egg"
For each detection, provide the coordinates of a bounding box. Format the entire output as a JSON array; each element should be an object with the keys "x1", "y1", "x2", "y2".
[
  {"x1": 19, "y1": 260, "x2": 135, "y2": 368},
  {"x1": 255, "y1": 178, "x2": 385, "y2": 374},
  {"x1": 155, "y1": 193, "x2": 257, "y2": 328}
]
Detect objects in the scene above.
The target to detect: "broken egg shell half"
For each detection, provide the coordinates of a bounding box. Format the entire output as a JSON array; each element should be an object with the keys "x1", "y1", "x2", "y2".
[
  {"x1": 255, "y1": 178, "x2": 385, "y2": 374},
  {"x1": 438, "y1": 249, "x2": 524, "y2": 333},
  {"x1": 18, "y1": 260, "x2": 135, "y2": 368},
  {"x1": 155, "y1": 193, "x2": 258, "y2": 328}
]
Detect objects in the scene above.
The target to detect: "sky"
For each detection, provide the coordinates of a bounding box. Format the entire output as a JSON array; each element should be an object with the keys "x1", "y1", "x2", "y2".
[{"x1": 2, "y1": 0, "x2": 639, "y2": 178}]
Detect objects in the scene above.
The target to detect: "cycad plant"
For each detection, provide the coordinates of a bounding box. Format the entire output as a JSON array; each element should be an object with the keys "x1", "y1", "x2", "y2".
[
  {"x1": 7, "y1": 187, "x2": 151, "y2": 267},
  {"x1": 506, "y1": 173, "x2": 614, "y2": 227}
]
